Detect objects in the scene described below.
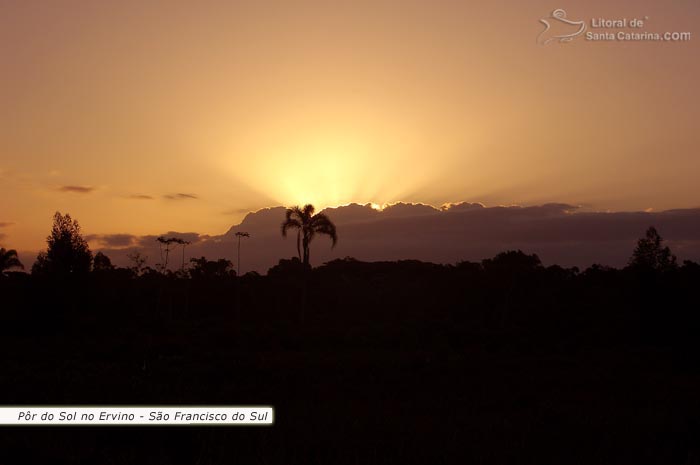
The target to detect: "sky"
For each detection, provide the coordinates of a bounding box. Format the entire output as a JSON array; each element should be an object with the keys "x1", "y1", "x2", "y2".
[{"x1": 1, "y1": 0, "x2": 699, "y2": 254}]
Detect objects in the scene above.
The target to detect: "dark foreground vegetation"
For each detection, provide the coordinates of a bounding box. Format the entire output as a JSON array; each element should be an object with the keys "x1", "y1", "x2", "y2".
[{"x1": 1, "y1": 219, "x2": 700, "y2": 464}]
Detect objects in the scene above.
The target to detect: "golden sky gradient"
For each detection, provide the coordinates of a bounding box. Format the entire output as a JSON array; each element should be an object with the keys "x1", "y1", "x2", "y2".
[{"x1": 1, "y1": 0, "x2": 699, "y2": 251}]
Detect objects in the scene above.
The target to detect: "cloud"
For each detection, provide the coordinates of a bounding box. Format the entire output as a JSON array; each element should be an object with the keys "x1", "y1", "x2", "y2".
[
  {"x1": 86, "y1": 234, "x2": 137, "y2": 248},
  {"x1": 58, "y1": 185, "x2": 96, "y2": 194},
  {"x1": 81, "y1": 203, "x2": 700, "y2": 274},
  {"x1": 441, "y1": 202, "x2": 485, "y2": 212},
  {"x1": 164, "y1": 193, "x2": 198, "y2": 200},
  {"x1": 128, "y1": 194, "x2": 155, "y2": 200},
  {"x1": 381, "y1": 202, "x2": 440, "y2": 218}
]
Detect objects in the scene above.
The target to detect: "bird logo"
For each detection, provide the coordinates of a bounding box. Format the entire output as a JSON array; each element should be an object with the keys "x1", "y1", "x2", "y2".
[{"x1": 538, "y1": 9, "x2": 587, "y2": 45}]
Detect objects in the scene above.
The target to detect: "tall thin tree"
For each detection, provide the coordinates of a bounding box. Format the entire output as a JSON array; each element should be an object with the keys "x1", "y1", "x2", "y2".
[
  {"x1": 235, "y1": 232, "x2": 250, "y2": 276},
  {"x1": 180, "y1": 239, "x2": 191, "y2": 271},
  {"x1": 156, "y1": 236, "x2": 190, "y2": 273}
]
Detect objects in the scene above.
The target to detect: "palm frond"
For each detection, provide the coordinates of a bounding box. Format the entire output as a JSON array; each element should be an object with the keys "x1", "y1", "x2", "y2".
[
  {"x1": 288, "y1": 206, "x2": 304, "y2": 220},
  {"x1": 302, "y1": 204, "x2": 315, "y2": 219},
  {"x1": 281, "y1": 218, "x2": 302, "y2": 237},
  {"x1": 309, "y1": 214, "x2": 338, "y2": 247}
]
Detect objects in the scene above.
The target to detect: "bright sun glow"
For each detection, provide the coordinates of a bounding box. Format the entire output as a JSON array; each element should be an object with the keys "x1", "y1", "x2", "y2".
[{"x1": 218, "y1": 110, "x2": 447, "y2": 210}]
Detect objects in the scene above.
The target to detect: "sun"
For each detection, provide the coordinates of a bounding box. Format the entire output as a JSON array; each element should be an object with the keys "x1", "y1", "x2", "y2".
[
  {"x1": 224, "y1": 129, "x2": 410, "y2": 209},
  {"x1": 214, "y1": 103, "x2": 449, "y2": 211}
]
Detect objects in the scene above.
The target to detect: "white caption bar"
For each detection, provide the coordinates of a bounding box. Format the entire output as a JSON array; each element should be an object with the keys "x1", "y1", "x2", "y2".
[{"x1": 0, "y1": 406, "x2": 274, "y2": 426}]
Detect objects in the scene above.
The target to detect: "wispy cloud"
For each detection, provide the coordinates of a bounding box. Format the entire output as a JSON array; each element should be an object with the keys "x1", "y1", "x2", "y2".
[
  {"x1": 58, "y1": 185, "x2": 96, "y2": 194},
  {"x1": 164, "y1": 193, "x2": 198, "y2": 200},
  {"x1": 128, "y1": 194, "x2": 155, "y2": 200},
  {"x1": 0, "y1": 222, "x2": 14, "y2": 228}
]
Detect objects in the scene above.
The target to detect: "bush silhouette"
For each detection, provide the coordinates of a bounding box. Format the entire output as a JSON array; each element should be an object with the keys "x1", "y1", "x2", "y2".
[
  {"x1": 0, "y1": 247, "x2": 23, "y2": 274},
  {"x1": 189, "y1": 256, "x2": 235, "y2": 279},
  {"x1": 93, "y1": 251, "x2": 114, "y2": 272}
]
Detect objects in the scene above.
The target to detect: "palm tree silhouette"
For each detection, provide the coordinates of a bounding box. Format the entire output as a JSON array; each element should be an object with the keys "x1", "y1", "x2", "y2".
[
  {"x1": 281, "y1": 204, "x2": 337, "y2": 324},
  {"x1": 0, "y1": 248, "x2": 24, "y2": 274},
  {"x1": 281, "y1": 204, "x2": 337, "y2": 268}
]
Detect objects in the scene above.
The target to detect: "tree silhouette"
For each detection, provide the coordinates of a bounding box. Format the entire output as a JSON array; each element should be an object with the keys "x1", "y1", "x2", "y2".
[
  {"x1": 179, "y1": 239, "x2": 191, "y2": 271},
  {"x1": 127, "y1": 251, "x2": 148, "y2": 276},
  {"x1": 156, "y1": 236, "x2": 190, "y2": 272},
  {"x1": 280, "y1": 204, "x2": 337, "y2": 268},
  {"x1": 235, "y1": 231, "x2": 250, "y2": 276},
  {"x1": 280, "y1": 205, "x2": 337, "y2": 324},
  {"x1": 0, "y1": 248, "x2": 23, "y2": 274},
  {"x1": 32, "y1": 212, "x2": 92, "y2": 275},
  {"x1": 189, "y1": 256, "x2": 235, "y2": 279},
  {"x1": 93, "y1": 251, "x2": 114, "y2": 272},
  {"x1": 629, "y1": 226, "x2": 677, "y2": 271},
  {"x1": 482, "y1": 250, "x2": 543, "y2": 329},
  {"x1": 482, "y1": 250, "x2": 542, "y2": 272}
]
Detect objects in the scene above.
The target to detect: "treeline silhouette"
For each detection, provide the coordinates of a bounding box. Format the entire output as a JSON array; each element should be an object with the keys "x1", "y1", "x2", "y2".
[{"x1": 1, "y1": 212, "x2": 700, "y2": 464}]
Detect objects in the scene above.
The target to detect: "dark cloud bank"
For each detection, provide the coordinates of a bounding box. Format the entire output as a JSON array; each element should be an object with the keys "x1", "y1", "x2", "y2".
[{"x1": 91, "y1": 203, "x2": 700, "y2": 273}]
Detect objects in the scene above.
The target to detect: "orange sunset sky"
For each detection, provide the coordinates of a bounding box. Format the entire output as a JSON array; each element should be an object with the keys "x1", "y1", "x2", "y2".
[{"x1": 1, "y1": 0, "x2": 699, "y2": 253}]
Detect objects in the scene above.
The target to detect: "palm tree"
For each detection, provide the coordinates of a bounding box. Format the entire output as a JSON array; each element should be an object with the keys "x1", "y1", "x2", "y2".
[
  {"x1": 281, "y1": 204, "x2": 337, "y2": 268},
  {"x1": 281, "y1": 205, "x2": 337, "y2": 325},
  {"x1": 0, "y1": 248, "x2": 24, "y2": 274}
]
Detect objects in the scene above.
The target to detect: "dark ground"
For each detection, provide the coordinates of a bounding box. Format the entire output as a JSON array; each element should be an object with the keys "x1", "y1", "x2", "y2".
[{"x1": 2, "y1": 255, "x2": 700, "y2": 464}]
